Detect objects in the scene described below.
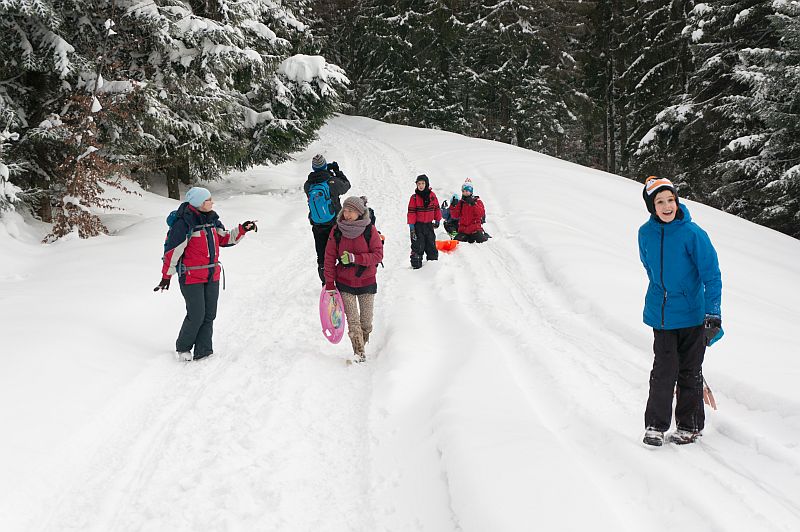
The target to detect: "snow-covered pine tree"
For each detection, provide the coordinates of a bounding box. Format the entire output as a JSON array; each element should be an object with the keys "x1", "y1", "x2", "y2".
[
  {"x1": 570, "y1": 0, "x2": 627, "y2": 172},
  {"x1": 331, "y1": 0, "x2": 465, "y2": 130},
  {"x1": 746, "y1": 0, "x2": 800, "y2": 237},
  {"x1": 107, "y1": 0, "x2": 347, "y2": 188},
  {"x1": 460, "y1": 0, "x2": 575, "y2": 155},
  {"x1": 325, "y1": 0, "x2": 417, "y2": 124},
  {"x1": 621, "y1": 0, "x2": 693, "y2": 177},
  {"x1": 0, "y1": 123, "x2": 21, "y2": 213},
  {"x1": 1, "y1": 0, "x2": 347, "y2": 236},
  {"x1": 636, "y1": 0, "x2": 778, "y2": 202}
]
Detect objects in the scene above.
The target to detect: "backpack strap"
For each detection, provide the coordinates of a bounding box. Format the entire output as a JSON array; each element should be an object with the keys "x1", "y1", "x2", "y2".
[{"x1": 334, "y1": 223, "x2": 382, "y2": 277}]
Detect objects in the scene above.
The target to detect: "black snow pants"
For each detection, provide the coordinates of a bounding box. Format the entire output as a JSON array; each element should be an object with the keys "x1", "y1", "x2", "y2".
[
  {"x1": 312, "y1": 223, "x2": 334, "y2": 283},
  {"x1": 644, "y1": 324, "x2": 706, "y2": 432},
  {"x1": 455, "y1": 230, "x2": 489, "y2": 244},
  {"x1": 176, "y1": 280, "x2": 220, "y2": 357},
  {"x1": 410, "y1": 222, "x2": 438, "y2": 268}
]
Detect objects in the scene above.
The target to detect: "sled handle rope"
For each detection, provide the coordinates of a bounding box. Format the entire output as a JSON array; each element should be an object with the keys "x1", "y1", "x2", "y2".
[{"x1": 703, "y1": 376, "x2": 718, "y2": 410}]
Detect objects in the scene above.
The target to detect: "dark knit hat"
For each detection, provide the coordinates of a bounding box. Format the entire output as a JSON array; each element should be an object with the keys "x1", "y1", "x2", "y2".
[
  {"x1": 415, "y1": 174, "x2": 430, "y2": 187},
  {"x1": 642, "y1": 176, "x2": 678, "y2": 214},
  {"x1": 312, "y1": 154, "x2": 327, "y2": 171},
  {"x1": 342, "y1": 196, "x2": 367, "y2": 215}
]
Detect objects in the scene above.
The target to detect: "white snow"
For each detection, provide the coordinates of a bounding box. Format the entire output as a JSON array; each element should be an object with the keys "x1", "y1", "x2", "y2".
[
  {"x1": 278, "y1": 54, "x2": 349, "y2": 86},
  {"x1": 726, "y1": 133, "x2": 767, "y2": 152},
  {"x1": 734, "y1": 8, "x2": 752, "y2": 26},
  {"x1": 1, "y1": 116, "x2": 799, "y2": 531}
]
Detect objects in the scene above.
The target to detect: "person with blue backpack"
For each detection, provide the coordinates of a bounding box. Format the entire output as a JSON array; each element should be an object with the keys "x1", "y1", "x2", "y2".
[
  {"x1": 154, "y1": 187, "x2": 257, "y2": 361},
  {"x1": 638, "y1": 177, "x2": 723, "y2": 447},
  {"x1": 440, "y1": 192, "x2": 461, "y2": 238},
  {"x1": 304, "y1": 154, "x2": 351, "y2": 283}
]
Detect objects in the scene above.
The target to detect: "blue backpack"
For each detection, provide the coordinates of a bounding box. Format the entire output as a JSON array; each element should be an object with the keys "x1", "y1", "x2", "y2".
[
  {"x1": 163, "y1": 207, "x2": 212, "y2": 254},
  {"x1": 308, "y1": 181, "x2": 335, "y2": 224}
]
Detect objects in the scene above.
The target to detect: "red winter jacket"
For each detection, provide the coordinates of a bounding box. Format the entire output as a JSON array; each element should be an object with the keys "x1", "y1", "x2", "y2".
[
  {"x1": 161, "y1": 203, "x2": 247, "y2": 285},
  {"x1": 324, "y1": 222, "x2": 384, "y2": 292},
  {"x1": 449, "y1": 196, "x2": 485, "y2": 235},
  {"x1": 407, "y1": 189, "x2": 442, "y2": 224}
]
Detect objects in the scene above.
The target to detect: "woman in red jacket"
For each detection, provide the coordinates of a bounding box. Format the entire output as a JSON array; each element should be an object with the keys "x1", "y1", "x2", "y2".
[
  {"x1": 155, "y1": 187, "x2": 256, "y2": 361},
  {"x1": 449, "y1": 180, "x2": 488, "y2": 243},
  {"x1": 324, "y1": 196, "x2": 384, "y2": 362}
]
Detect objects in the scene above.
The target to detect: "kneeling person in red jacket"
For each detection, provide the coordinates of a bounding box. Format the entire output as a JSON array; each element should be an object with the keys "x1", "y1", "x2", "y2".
[
  {"x1": 155, "y1": 187, "x2": 257, "y2": 361},
  {"x1": 449, "y1": 180, "x2": 488, "y2": 243},
  {"x1": 324, "y1": 196, "x2": 384, "y2": 362}
]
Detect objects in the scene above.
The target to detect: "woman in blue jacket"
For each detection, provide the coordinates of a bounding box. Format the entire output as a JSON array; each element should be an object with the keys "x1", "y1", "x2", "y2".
[{"x1": 638, "y1": 177, "x2": 723, "y2": 447}]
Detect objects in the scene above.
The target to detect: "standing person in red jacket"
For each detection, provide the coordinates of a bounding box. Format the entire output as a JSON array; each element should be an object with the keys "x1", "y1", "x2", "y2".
[
  {"x1": 155, "y1": 187, "x2": 257, "y2": 361},
  {"x1": 407, "y1": 174, "x2": 442, "y2": 269},
  {"x1": 324, "y1": 196, "x2": 384, "y2": 363},
  {"x1": 449, "y1": 179, "x2": 488, "y2": 243}
]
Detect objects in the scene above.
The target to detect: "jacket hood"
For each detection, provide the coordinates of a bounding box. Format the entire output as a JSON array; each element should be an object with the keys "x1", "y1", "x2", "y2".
[
  {"x1": 307, "y1": 169, "x2": 331, "y2": 183},
  {"x1": 178, "y1": 201, "x2": 218, "y2": 224}
]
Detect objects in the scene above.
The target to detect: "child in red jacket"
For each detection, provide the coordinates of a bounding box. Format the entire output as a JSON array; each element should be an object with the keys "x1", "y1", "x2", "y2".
[
  {"x1": 449, "y1": 179, "x2": 488, "y2": 243},
  {"x1": 324, "y1": 196, "x2": 384, "y2": 362},
  {"x1": 407, "y1": 174, "x2": 442, "y2": 268}
]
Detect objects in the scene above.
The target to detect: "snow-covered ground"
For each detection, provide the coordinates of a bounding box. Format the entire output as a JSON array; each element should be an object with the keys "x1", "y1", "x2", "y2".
[{"x1": 2, "y1": 115, "x2": 799, "y2": 532}]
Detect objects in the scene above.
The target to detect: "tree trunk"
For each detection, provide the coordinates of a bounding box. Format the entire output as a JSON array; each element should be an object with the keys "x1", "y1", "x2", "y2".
[
  {"x1": 606, "y1": 63, "x2": 616, "y2": 174},
  {"x1": 165, "y1": 159, "x2": 189, "y2": 200}
]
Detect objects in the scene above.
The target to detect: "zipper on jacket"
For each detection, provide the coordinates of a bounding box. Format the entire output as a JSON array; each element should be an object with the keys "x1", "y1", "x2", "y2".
[{"x1": 660, "y1": 225, "x2": 666, "y2": 328}]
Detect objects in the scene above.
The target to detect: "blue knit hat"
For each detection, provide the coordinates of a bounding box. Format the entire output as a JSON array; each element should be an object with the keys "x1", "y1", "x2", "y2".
[
  {"x1": 185, "y1": 187, "x2": 211, "y2": 208},
  {"x1": 312, "y1": 154, "x2": 327, "y2": 171},
  {"x1": 462, "y1": 178, "x2": 474, "y2": 194}
]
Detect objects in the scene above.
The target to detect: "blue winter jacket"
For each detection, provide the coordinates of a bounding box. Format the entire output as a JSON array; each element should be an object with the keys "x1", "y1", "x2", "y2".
[{"x1": 638, "y1": 204, "x2": 721, "y2": 330}]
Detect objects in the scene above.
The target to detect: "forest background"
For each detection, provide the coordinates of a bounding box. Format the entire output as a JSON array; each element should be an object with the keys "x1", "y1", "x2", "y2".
[{"x1": 1, "y1": 0, "x2": 798, "y2": 239}]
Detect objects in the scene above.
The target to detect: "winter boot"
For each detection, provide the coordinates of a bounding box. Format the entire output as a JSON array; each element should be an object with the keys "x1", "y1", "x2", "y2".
[
  {"x1": 642, "y1": 427, "x2": 665, "y2": 447},
  {"x1": 349, "y1": 330, "x2": 365, "y2": 362},
  {"x1": 669, "y1": 429, "x2": 702, "y2": 445},
  {"x1": 176, "y1": 351, "x2": 193, "y2": 362},
  {"x1": 410, "y1": 252, "x2": 422, "y2": 269}
]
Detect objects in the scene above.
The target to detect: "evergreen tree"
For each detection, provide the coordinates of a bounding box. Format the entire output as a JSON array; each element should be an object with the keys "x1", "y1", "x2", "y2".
[
  {"x1": 750, "y1": 0, "x2": 800, "y2": 237},
  {"x1": 621, "y1": 0, "x2": 693, "y2": 177},
  {"x1": 636, "y1": 0, "x2": 778, "y2": 202},
  {"x1": 1, "y1": 0, "x2": 346, "y2": 237},
  {"x1": 461, "y1": 0, "x2": 575, "y2": 155}
]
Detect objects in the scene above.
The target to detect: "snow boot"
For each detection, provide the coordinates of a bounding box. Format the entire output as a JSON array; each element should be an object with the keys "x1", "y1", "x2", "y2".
[
  {"x1": 176, "y1": 351, "x2": 193, "y2": 362},
  {"x1": 643, "y1": 427, "x2": 665, "y2": 447},
  {"x1": 349, "y1": 330, "x2": 365, "y2": 362},
  {"x1": 669, "y1": 429, "x2": 702, "y2": 445}
]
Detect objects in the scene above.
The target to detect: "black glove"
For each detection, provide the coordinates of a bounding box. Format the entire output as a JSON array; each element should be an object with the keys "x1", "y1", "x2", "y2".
[
  {"x1": 703, "y1": 314, "x2": 722, "y2": 346},
  {"x1": 242, "y1": 220, "x2": 258, "y2": 232},
  {"x1": 409, "y1": 225, "x2": 417, "y2": 242},
  {"x1": 154, "y1": 278, "x2": 170, "y2": 292},
  {"x1": 327, "y1": 161, "x2": 339, "y2": 172},
  {"x1": 433, "y1": 220, "x2": 440, "y2": 229},
  {"x1": 451, "y1": 197, "x2": 459, "y2": 208}
]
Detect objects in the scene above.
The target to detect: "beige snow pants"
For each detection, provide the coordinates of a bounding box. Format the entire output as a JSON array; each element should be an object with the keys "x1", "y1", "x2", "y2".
[{"x1": 339, "y1": 292, "x2": 375, "y2": 359}]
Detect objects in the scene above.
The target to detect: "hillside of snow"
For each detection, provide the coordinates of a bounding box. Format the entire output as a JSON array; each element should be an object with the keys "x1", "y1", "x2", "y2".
[{"x1": 2, "y1": 115, "x2": 799, "y2": 531}]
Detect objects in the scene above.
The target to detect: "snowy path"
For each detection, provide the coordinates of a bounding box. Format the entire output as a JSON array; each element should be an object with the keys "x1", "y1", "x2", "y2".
[
  {"x1": 30, "y1": 195, "x2": 376, "y2": 531},
  {"x1": 3, "y1": 116, "x2": 799, "y2": 531}
]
